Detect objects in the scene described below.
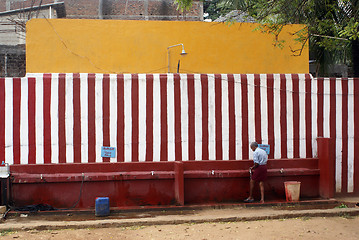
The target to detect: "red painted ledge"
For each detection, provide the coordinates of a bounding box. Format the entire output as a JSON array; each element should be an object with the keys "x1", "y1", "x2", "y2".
[{"x1": 9, "y1": 159, "x2": 320, "y2": 208}]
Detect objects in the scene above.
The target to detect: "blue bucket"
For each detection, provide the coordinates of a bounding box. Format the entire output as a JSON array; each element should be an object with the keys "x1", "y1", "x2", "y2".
[{"x1": 95, "y1": 197, "x2": 110, "y2": 217}]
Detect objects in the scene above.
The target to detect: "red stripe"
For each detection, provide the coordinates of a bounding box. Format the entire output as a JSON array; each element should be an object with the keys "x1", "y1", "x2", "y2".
[
  {"x1": 43, "y1": 74, "x2": 52, "y2": 164},
  {"x1": 116, "y1": 75, "x2": 125, "y2": 162},
  {"x1": 241, "y1": 74, "x2": 249, "y2": 159},
  {"x1": 266, "y1": 74, "x2": 275, "y2": 159},
  {"x1": 305, "y1": 74, "x2": 313, "y2": 158},
  {"x1": 0, "y1": 78, "x2": 4, "y2": 164},
  {"x1": 12, "y1": 78, "x2": 21, "y2": 164},
  {"x1": 341, "y1": 78, "x2": 348, "y2": 193},
  {"x1": 201, "y1": 74, "x2": 209, "y2": 160},
  {"x1": 102, "y1": 74, "x2": 110, "y2": 162},
  {"x1": 330, "y1": 78, "x2": 338, "y2": 190},
  {"x1": 228, "y1": 74, "x2": 236, "y2": 160},
  {"x1": 215, "y1": 74, "x2": 223, "y2": 160},
  {"x1": 292, "y1": 74, "x2": 300, "y2": 158},
  {"x1": 88, "y1": 74, "x2": 96, "y2": 163},
  {"x1": 317, "y1": 78, "x2": 324, "y2": 137},
  {"x1": 187, "y1": 74, "x2": 195, "y2": 160},
  {"x1": 146, "y1": 74, "x2": 154, "y2": 161},
  {"x1": 132, "y1": 74, "x2": 139, "y2": 162},
  {"x1": 254, "y1": 74, "x2": 262, "y2": 144},
  {"x1": 160, "y1": 74, "x2": 168, "y2": 161},
  {"x1": 353, "y1": 77, "x2": 359, "y2": 192},
  {"x1": 72, "y1": 73, "x2": 81, "y2": 163},
  {"x1": 174, "y1": 74, "x2": 182, "y2": 161},
  {"x1": 28, "y1": 77, "x2": 37, "y2": 164},
  {"x1": 280, "y1": 74, "x2": 287, "y2": 158}
]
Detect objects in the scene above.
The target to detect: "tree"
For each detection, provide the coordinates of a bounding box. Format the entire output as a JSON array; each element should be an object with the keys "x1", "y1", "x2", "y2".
[{"x1": 176, "y1": 0, "x2": 359, "y2": 77}]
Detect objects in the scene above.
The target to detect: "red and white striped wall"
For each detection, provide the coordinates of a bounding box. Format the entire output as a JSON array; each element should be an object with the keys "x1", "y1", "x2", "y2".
[{"x1": 0, "y1": 74, "x2": 358, "y2": 194}]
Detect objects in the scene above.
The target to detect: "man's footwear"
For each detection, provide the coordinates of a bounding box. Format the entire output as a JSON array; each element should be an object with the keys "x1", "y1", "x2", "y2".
[{"x1": 243, "y1": 198, "x2": 254, "y2": 203}]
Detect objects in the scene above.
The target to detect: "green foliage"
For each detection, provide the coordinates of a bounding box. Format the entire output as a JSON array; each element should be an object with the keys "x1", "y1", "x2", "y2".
[
  {"x1": 203, "y1": 0, "x2": 223, "y2": 20},
  {"x1": 0, "y1": 230, "x2": 17, "y2": 236},
  {"x1": 340, "y1": 20, "x2": 359, "y2": 40},
  {"x1": 254, "y1": 23, "x2": 285, "y2": 48},
  {"x1": 335, "y1": 203, "x2": 348, "y2": 208},
  {"x1": 174, "y1": 0, "x2": 193, "y2": 11}
]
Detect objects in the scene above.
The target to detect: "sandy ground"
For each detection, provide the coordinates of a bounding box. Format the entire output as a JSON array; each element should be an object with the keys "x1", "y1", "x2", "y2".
[{"x1": 1, "y1": 215, "x2": 358, "y2": 240}]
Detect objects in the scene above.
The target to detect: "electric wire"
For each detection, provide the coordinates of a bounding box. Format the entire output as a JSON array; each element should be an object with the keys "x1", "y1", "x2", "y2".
[{"x1": 66, "y1": 173, "x2": 85, "y2": 210}]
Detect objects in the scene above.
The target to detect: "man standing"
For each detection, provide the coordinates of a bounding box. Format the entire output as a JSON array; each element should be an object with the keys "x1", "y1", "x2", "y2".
[{"x1": 244, "y1": 142, "x2": 268, "y2": 204}]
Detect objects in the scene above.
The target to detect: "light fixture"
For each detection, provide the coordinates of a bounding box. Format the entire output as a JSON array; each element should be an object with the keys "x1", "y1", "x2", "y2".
[{"x1": 167, "y1": 43, "x2": 188, "y2": 72}]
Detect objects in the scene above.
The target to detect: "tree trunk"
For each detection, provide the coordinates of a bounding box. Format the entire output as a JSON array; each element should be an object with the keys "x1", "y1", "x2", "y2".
[{"x1": 353, "y1": 39, "x2": 359, "y2": 77}]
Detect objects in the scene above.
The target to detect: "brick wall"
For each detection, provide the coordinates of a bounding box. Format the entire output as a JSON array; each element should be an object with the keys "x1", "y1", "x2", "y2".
[
  {"x1": 65, "y1": 0, "x2": 202, "y2": 20},
  {"x1": 0, "y1": 45, "x2": 26, "y2": 77},
  {"x1": 66, "y1": 0, "x2": 100, "y2": 19},
  {"x1": 0, "y1": 0, "x2": 202, "y2": 20}
]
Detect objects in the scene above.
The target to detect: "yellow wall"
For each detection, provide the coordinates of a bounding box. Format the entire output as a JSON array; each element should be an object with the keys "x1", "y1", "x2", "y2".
[{"x1": 26, "y1": 19, "x2": 308, "y2": 74}]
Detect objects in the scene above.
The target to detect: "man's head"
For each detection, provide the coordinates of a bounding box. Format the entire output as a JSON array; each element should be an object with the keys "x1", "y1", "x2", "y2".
[{"x1": 250, "y1": 142, "x2": 258, "y2": 152}]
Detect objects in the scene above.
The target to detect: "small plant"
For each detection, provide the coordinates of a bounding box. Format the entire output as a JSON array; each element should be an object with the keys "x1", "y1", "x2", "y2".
[
  {"x1": 0, "y1": 230, "x2": 17, "y2": 236},
  {"x1": 335, "y1": 203, "x2": 348, "y2": 209}
]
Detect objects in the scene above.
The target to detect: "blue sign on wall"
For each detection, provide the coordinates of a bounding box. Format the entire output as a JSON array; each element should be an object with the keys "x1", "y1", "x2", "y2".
[
  {"x1": 258, "y1": 144, "x2": 270, "y2": 155},
  {"x1": 101, "y1": 147, "x2": 116, "y2": 158}
]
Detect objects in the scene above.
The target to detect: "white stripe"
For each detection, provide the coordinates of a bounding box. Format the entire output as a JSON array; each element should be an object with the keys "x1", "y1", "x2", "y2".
[
  {"x1": 95, "y1": 74, "x2": 103, "y2": 163},
  {"x1": 167, "y1": 74, "x2": 175, "y2": 161},
  {"x1": 138, "y1": 74, "x2": 147, "y2": 162},
  {"x1": 181, "y1": 74, "x2": 189, "y2": 161},
  {"x1": 234, "y1": 74, "x2": 242, "y2": 160},
  {"x1": 299, "y1": 74, "x2": 306, "y2": 158},
  {"x1": 247, "y1": 74, "x2": 255, "y2": 151},
  {"x1": 347, "y1": 79, "x2": 354, "y2": 193},
  {"x1": 153, "y1": 74, "x2": 161, "y2": 162},
  {"x1": 4, "y1": 78, "x2": 13, "y2": 165},
  {"x1": 35, "y1": 75, "x2": 44, "y2": 164},
  {"x1": 80, "y1": 73, "x2": 88, "y2": 163},
  {"x1": 260, "y1": 74, "x2": 268, "y2": 144},
  {"x1": 20, "y1": 77, "x2": 28, "y2": 164},
  {"x1": 273, "y1": 74, "x2": 281, "y2": 159},
  {"x1": 323, "y1": 78, "x2": 330, "y2": 138},
  {"x1": 222, "y1": 74, "x2": 229, "y2": 160},
  {"x1": 208, "y1": 74, "x2": 216, "y2": 160},
  {"x1": 311, "y1": 76, "x2": 318, "y2": 157},
  {"x1": 65, "y1": 74, "x2": 74, "y2": 163},
  {"x1": 335, "y1": 78, "x2": 342, "y2": 192},
  {"x1": 109, "y1": 74, "x2": 118, "y2": 163},
  {"x1": 124, "y1": 74, "x2": 132, "y2": 162},
  {"x1": 286, "y1": 74, "x2": 294, "y2": 158},
  {"x1": 51, "y1": 74, "x2": 59, "y2": 164},
  {"x1": 194, "y1": 74, "x2": 202, "y2": 160}
]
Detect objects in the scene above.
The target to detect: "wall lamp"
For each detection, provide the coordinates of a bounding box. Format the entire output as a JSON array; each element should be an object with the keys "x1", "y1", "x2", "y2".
[{"x1": 167, "y1": 43, "x2": 188, "y2": 73}]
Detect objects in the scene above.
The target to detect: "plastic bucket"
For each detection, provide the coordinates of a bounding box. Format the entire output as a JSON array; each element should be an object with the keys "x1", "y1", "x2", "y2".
[
  {"x1": 284, "y1": 181, "x2": 301, "y2": 201},
  {"x1": 95, "y1": 197, "x2": 110, "y2": 217}
]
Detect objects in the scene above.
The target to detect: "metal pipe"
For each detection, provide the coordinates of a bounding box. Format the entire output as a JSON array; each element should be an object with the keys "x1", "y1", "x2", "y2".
[
  {"x1": 98, "y1": 0, "x2": 103, "y2": 19},
  {"x1": 4, "y1": 54, "x2": 7, "y2": 77},
  {"x1": 167, "y1": 43, "x2": 187, "y2": 73}
]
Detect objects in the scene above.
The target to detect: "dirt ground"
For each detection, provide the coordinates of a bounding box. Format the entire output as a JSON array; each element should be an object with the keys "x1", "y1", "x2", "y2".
[{"x1": 1, "y1": 216, "x2": 358, "y2": 240}]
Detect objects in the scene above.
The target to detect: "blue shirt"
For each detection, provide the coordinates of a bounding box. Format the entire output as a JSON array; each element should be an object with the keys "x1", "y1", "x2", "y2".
[{"x1": 253, "y1": 147, "x2": 268, "y2": 165}]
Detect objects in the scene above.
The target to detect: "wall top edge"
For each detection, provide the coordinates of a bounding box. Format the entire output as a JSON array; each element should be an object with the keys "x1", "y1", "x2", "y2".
[{"x1": 23, "y1": 73, "x2": 312, "y2": 77}]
